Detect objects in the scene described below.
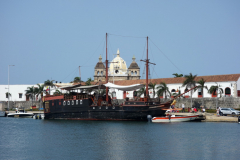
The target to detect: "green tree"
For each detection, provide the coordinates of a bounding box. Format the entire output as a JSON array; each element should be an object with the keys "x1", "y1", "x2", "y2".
[
  {"x1": 208, "y1": 85, "x2": 223, "y2": 97},
  {"x1": 73, "y1": 77, "x2": 81, "y2": 83},
  {"x1": 148, "y1": 82, "x2": 157, "y2": 98},
  {"x1": 196, "y1": 78, "x2": 208, "y2": 106},
  {"x1": 182, "y1": 73, "x2": 197, "y2": 108},
  {"x1": 137, "y1": 87, "x2": 147, "y2": 97},
  {"x1": 156, "y1": 82, "x2": 171, "y2": 100},
  {"x1": 53, "y1": 89, "x2": 62, "y2": 96},
  {"x1": 208, "y1": 85, "x2": 223, "y2": 109},
  {"x1": 173, "y1": 73, "x2": 183, "y2": 77},
  {"x1": 25, "y1": 86, "x2": 38, "y2": 107},
  {"x1": 44, "y1": 79, "x2": 54, "y2": 95},
  {"x1": 85, "y1": 77, "x2": 92, "y2": 86}
]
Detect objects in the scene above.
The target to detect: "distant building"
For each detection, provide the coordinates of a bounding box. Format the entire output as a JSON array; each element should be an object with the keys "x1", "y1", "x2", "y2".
[{"x1": 94, "y1": 49, "x2": 140, "y2": 82}]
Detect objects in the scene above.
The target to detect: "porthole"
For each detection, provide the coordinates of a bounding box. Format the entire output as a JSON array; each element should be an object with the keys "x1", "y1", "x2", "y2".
[
  {"x1": 80, "y1": 100, "x2": 83, "y2": 104},
  {"x1": 63, "y1": 101, "x2": 66, "y2": 106},
  {"x1": 67, "y1": 101, "x2": 70, "y2": 105},
  {"x1": 113, "y1": 106, "x2": 115, "y2": 109},
  {"x1": 99, "y1": 107, "x2": 101, "y2": 109},
  {"x1": 72, "y1": 100, "x2": 74, "y2": 105},
  {"x1": 106, "y1": 107, "x2": 108, "y2": 109},
  {"x1": 93, "y1": 107, "x2": 95, "y2": 109},
  {"x1": 76, "y1": 100, "x2": 78, "y2": 105}
]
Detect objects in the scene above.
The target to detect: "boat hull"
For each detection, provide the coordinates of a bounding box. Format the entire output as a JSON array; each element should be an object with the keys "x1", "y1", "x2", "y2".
[
  {"x1": 44, "y1": 99, "x2": 167, "y2": 121},
  {"x1": 152, "y1": 115, "x2": 198, "y2": 122},
  {"x1": 7, "y1": 113, "x2": 34, "y2": 118}
]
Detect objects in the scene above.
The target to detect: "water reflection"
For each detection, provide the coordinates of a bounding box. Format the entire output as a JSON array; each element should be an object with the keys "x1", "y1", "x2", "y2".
[{"x1": 0, "y1": 118, "x2": 239, "y2": 160}]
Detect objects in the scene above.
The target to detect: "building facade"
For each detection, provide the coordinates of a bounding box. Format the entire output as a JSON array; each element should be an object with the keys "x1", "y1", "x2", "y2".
[{"x1": 94, "y1": 49, "x2": 140, "y2": 82}]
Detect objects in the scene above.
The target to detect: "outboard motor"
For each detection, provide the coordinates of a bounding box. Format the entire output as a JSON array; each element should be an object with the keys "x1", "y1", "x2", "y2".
[{"x1": 147, "y1": 115, "x2": 152, "y2": 122}]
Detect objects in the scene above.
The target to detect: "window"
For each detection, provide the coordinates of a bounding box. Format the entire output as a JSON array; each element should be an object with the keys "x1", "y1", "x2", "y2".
[
  {"x1": 135, "y1": 71, "x2": 137, "y2": 75},
  {"x1": 225, "y1": 88, "x2": 231, "y2": 95},
  {"x1": 171, "y1": 89, "x2": 176, "y2": 92},
  {"x1": 131, "y1": 71, "x2": 133, "y2": 75},
  {"x1": 19, "y1": 93, "x2": 22, "y2": 98},
  {"x1": 97, "y1": 71, "x2": 99, "y2": 75},
  {"x1": 198, "y1": 88, "x2": 202, "y2": 96}
]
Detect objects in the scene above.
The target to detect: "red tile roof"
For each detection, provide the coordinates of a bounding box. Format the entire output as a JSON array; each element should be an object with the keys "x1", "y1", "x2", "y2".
[{"x1": 113, "y1": 74, "x2": 240, "y2": 86}]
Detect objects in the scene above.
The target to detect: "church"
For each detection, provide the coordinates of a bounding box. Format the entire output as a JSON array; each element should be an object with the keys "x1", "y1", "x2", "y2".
[{"x1": 94, "y1": 49, "x2": 140, "y2": 82}]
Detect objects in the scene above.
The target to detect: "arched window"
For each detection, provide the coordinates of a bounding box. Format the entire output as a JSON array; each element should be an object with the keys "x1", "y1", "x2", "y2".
[
  {"x1": 101, "y1": 71, "x2": 103, "y2": 75},
  {"x1": 225, "y1": 87, "x2": 231, "y2": 95},
  {"x1": 135, "y1": 71, "x2": 137, "y2": 75},
  {"x1": 131, "y1": 71, "x2": 133, "y2": 75},
  {"x1": 97, "y1": 71, "x2": 99, "y2": 75},
  {"x1": 171, "y1": 89, "x2": 176, "y2": 92}
]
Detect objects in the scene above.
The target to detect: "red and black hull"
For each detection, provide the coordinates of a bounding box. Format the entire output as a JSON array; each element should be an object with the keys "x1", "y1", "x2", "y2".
[{"x1": 43, "y1": 98, "x2": 167, "y2": 121}]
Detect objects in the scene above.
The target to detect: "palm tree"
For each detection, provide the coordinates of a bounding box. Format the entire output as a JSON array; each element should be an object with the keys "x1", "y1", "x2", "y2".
[
  {"x1": 156, "y1": 82, "x2": 171, "y2": 100},
  {"x1": 173, "y1": 73, "x2": 183, "y2": 77},
  {"x1": 85, "y1": 77, "x2": 92, "y2": 86},
  {"x1": 44, "y1": 79, "x2": 54, "y2": 95},
  {"x1": 148, "y1": 82, "x2": 157, "y2": 98},
  {"x1": 25, "y1": 86, "x2": 38, "y2": 107},
  {"x1": 137, "y1": 87, "x2": 146, "y2": 97},
  {"x1": 208, "y1": 85, "x2": 223, "y2": 109},
  {"x1": 73, "y1": 77, "x2": 81, "y2": 83},
  {"x1": 53, "y1": 89, "x2": 62, "y2": 96},
  {"x1": 182, "y1": 73, "x2": 197, "y2": 108},
  {"x1": 196, "y1": 78, "x2": 208, "y2": 106}
]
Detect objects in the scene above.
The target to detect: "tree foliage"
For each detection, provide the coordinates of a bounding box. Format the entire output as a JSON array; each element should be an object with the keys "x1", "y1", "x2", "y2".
[
  {"x1": 73, "y1": 77, "x2": 81, "y2": 83},
  {"x1": 148, "y1": 82, "x2": 157, "y2": 98},
  {"x1": 173, "y1": 73, "x2": 183, "y2": 77},
  {"x1": 208, "y1": 85, "x2": 224, "y2": 97},
  {"x1": 156, "y1": 82, "x2": 171, "y2": 99},
  {"x1": 85, "y1": 77, "x2": 92, "y2": 86}
]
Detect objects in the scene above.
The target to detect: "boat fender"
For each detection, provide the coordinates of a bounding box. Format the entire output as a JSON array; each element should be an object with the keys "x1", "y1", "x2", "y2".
[
  {"x1": 147, "y1": 115, "x2": 152, "y2": 122},
  {"x1": 238, "y1": 116, "x2": 240, "y2": 123}
]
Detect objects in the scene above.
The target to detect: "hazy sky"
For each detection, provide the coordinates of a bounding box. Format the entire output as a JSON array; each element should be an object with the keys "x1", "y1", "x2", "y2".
[{"x1": 0, "y1": 0, "x2": 239, "y2": 84}]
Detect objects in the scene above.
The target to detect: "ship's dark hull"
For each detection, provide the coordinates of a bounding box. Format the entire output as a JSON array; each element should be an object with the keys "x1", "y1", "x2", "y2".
[{"x1": 44, "y1": 99, "x2": 166, "y2": 121}]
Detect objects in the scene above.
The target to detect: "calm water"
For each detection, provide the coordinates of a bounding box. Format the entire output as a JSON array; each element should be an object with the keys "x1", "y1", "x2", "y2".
[{"x1": 0, "y1": 118, "x2": 239, "y2": 160}]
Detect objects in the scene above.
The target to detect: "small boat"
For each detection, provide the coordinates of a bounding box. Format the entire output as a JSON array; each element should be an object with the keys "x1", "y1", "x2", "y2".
[
  {"x1": 0, "y1": 111, "x2": 6, "y2": 117},
  {"x1": 152, "y1": 115, "x2": 198, "y2": 122},
  {"x1": 7, "y1": 109, "x2": 34, "y2": 118}
]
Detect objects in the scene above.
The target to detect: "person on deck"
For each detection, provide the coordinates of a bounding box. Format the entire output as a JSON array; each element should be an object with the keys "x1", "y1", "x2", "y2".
[{"x1": 182, "y1": 103, "x2": 185, "y2": 113}]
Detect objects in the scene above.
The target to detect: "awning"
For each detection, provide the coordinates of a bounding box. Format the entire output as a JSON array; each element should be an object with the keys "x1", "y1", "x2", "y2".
[{"x1": 104, "y1": 82, "x2": 145, "y2": 91}]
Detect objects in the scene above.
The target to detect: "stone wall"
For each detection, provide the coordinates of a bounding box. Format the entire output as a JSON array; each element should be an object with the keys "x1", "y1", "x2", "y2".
[
  {"x1": 0, "y1": 101, "x2": 42, "y2": 110},
  {"x1": 1, "y1": 97, "x2": 240, "y2": 111},
  {"x1": 164, "y1": 97, "x2": 240, "y2": 109}
]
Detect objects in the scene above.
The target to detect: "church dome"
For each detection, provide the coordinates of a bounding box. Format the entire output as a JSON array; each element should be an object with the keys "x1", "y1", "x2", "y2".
[{"x1": 109, "y1": 49, "x2": 128, "y2": 76}]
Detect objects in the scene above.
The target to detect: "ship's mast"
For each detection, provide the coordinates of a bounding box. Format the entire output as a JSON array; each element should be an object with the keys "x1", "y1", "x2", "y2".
[
  {"x1": 141, "y1": 36, "x2": 155, "y2": 101},
  {"x1": 106, "y1": 33, "x2": 109, "y2": 103},
  {"x1": 146, "y1": 36, "x2": 149, "y2": 98}
]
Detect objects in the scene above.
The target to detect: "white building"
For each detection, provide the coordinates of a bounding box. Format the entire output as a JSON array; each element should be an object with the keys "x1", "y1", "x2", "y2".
[
  {"x1": 1, "y1": 74, "x2": 240, "y2": 102},
  {"x1": 113, "y1": 74, "x2": 240, "y2": 99},
  {"x1": 0, "y1": 84, "x2": 39, "y2": 102}
]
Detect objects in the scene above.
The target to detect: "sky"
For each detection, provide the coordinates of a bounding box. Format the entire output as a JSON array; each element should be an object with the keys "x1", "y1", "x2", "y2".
[{"x1": 0, "y1": 0, "x2": 240, "y2": 85}]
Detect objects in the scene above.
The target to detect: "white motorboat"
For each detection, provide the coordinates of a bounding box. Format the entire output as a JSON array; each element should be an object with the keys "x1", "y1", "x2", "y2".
[
  {"x1": 152, "y1": 115, "x2": 198, "y2": 123},
  {"x1": 7, "y1": 109, "x2": 33, "y2": 118}
]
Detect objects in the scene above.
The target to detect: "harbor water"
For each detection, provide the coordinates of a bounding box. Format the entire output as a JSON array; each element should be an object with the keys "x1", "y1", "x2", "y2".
[{"x1": 0, "y1": 118, "x2": 239, "y2": 160}]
